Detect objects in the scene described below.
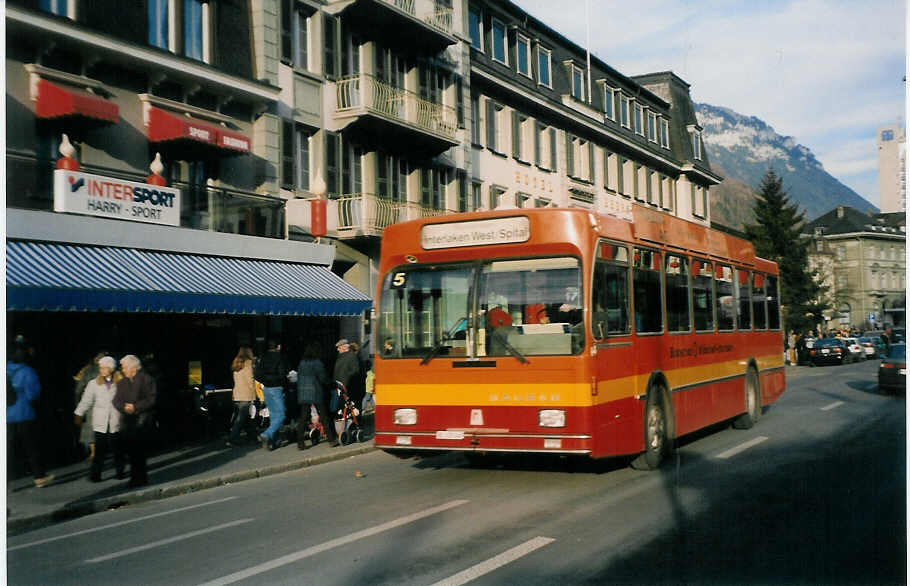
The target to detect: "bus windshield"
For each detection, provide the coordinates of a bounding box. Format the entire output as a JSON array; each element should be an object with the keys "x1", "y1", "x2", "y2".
[{"x1": 378, "y1": 256, "x2": 583, "y2": 359}]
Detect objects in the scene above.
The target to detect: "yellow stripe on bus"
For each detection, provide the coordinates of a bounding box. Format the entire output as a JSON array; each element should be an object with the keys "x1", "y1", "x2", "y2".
[
  {"x1": 378, "y1": 354, "x2": 784, "y2": 407},
  {"x1": 374, "y1": 383, "x2": 592, "y2": 407}
]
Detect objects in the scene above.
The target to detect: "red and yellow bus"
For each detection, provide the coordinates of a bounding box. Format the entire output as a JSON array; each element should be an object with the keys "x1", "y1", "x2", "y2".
[{"x1": 373, "y1": 207, "x2": 785, "y2": 468}]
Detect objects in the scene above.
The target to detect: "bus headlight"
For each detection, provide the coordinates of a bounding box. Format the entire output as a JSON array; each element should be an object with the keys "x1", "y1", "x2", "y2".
[
  {"x1": 538, "y1": 409, "x2": 566, "y2": 428},
  {"x1": 394, "y1": 408, "x2": 418, "y2": 425}
]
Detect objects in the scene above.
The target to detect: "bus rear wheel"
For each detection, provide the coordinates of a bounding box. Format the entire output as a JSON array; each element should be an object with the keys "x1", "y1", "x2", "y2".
[
  {"x1": 733, "y1": 367, "x2": 761, "y2": 429},
  {"x1": 632, "y1": 390, "x2": 668, "y2": 470}
]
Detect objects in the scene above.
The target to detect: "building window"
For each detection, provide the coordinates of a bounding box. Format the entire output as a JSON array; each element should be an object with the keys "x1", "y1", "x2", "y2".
[
  {"x1": 295, "y1": 127, "x2": 311, "y2": 191},
  {"x1": 647, "y1": 111, "x2": 657, "y2": 143},
  {"x1": 620, "y1": 95, "x2": 630, "y2": 128},
  {"x1": 567, "y1": 135, "x2": 593, "y2": 182},
  {"x1": 486, "y1": 100, "x2": 505, "y2": 153},
  {"x1": 659, "y1": 118, "x2": 670, "y2": 148},
  {"x1": 491, "y1": 18, "x2": 507, "y2": 64},
  {"x1": 324, "y1": 14, "x2": 337, "y2": 79},
  {"x1": 183, "y1": 0, "x2": 205, "y2": 61},
  {"x1": 882, "y1": 129, "x2": 894, "y2": 141},
  {"x1": 468, "y1": 5, "x2": 483, "y2": 51},
  {"x1": 41, "y1": 0, "x2": 72, "y2": 16},
  {"x1": 513, "y1": 112, "x2": 532, "y2": 162},
  {"x1": 377, "y1": 153, "x2": 408, "y2": 202},
  {"x1": 691, "y1": 129, "x2": 703, "y2": 160},
  {"x1": 471, "y1": 94, "x2": 481, "y2": 144},
  {"x1": 535, "y1": 123, "x2": 556, "y2": 171},
  {"x1": 516, "y1": 192, "x2": 531, "y2": 208},
  {"x1": 281, "y1": 121, "x2": 294, "y2": 190},
  {"x1": 836, "y1": 246, "x2": 846, "y2": 261},
  {"x1": 517, "y1": 34, "x2": 531, "y2": 77},
  {"x1": 535, "y1": 197, "x2": 551, "y2": 207},
  {"x1": 490, "y1": 185, "x2": 506, "y2": 209},
  {"x1": 472, "y1": 181, "x2": 482, "y2": 210},
  {"x1": 633, "y1": 102, "x2": 643, "y2": 136},
  {"x1": 537, "y1": 46, "x2": 552, "y2": 88},
  {"x1": 148, "y1": 0, "x2": 168, "y2": 49},
  {"x1": 282, "y1": 123, "x2": 313, "y2": 191},
  {"x1": 457, "y1": 172, "x2": 468, "y2": 212},
  {"x1": 421, "y1": 168, "x2": 445, "y2": 210},
  {"x1": 568, "y1": 63, "x2": 585, "y2": 101},
  {"x1": 691, "y1": 183, "x2": 707, "y2": 218},
  {"x1": 603, "y1": 85, "x2": 615, "y2": 120}
]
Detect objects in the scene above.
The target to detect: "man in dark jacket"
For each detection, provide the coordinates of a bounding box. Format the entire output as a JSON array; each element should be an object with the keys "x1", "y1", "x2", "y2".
[
  {"x1": 255, "y1": 340, "x2": 287, "y2": 450},
  {"x1": 333, "y1": 338, "x2": 362, "y2": 400},
  {"x1": 113, "y1": 354, "x2": 157, "y2": 487}
]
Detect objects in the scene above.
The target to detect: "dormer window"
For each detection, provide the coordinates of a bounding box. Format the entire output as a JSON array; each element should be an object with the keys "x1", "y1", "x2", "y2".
[
  {"x1": 566, "y1": 62, "x2": 585, "y2": 101},
  {"x1": 814, "y1": 226, "x2": 825, "y2": 236},
  {"x1": 602, "y1": 84, "x2": 615, "y2": 120},
  {"x1": 516, "y1": 34, "x2": 531, "y2": 77},
  {"x1": 491, "y1": 18, "x2": 507, "y2": 64},
  {"x1": 468, "y1": 5, "x2": 483, "y2": 51},
  {"x1": 633, "y1": 102, "x2": 643, "y2": 135},
  {"x1": 619, "y1": 94, "x2": 630, "y2": 128},
  {"x1": 147, "y1": 0, "x2": 212, "y2": 63},
  {"x1": 688, "y1": 126, "x2": 703, "y2": 160},
  {"x1": 41, "y1": 0, "x2": 76, "y2": 18},
  {"x1": 659, "y1": 118, "x2": 669, "y2": 148},
  {"x1": 647, "y1": 110, "x2": 657, "y2": 142}
]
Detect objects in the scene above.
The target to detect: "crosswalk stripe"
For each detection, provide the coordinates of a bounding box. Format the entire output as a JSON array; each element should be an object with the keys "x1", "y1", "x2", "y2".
[{"x1": 429, "y1": 536, "x2": 556, "y2": 586}]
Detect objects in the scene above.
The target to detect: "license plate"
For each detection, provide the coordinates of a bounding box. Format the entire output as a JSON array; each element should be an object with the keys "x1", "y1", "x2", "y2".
[
  {"x1": 436, "y1": 430, "x2": 465, "y2": 440},
  {"x1": 821, "y1": 349, "x2": 829, "y2": 354},
  {"x1": 900, "y1": 369, "x2": 906, "y2": 375}
]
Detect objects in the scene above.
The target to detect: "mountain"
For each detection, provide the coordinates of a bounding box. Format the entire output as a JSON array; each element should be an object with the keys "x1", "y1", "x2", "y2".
[{"x1": 695, "y1": 103, "x2": 877, "y2": 230}]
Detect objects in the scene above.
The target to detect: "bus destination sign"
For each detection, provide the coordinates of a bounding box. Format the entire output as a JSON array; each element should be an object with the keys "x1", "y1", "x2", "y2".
[{"x1": 421, "y1": 217, "x2": 530, "y2": 249}]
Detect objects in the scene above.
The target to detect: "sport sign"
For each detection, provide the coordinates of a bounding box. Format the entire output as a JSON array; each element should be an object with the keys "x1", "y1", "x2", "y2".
[{"x1": 53, "y1": 169, "x2": 181, "y2": 226}]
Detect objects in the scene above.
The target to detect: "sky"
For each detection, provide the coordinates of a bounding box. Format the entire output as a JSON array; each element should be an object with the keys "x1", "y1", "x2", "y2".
[{"x1": 512, "y1": 0, "x2": 906, "y2": 208}]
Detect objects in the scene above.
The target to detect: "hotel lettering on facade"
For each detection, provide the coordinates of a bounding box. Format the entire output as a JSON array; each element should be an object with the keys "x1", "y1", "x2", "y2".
[{"x1": 6, "y1": 0, "x2": 719, "y2": 457}]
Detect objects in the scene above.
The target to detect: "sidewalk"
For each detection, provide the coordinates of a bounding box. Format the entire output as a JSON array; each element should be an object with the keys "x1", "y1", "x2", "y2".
[{"x1": 7, "y1": 435, "x2": 376, "y2": 534}]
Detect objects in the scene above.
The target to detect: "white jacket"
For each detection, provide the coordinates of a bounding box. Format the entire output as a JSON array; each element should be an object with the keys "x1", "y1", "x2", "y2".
[{"x1": 74, "y1": 377, "x2": 122, "y2": 433}]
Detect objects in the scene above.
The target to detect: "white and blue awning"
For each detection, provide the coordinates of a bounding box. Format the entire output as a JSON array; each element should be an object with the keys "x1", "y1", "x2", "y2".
[{"x1": 6, "y1": 240, "x2": 371, "y2": 316}]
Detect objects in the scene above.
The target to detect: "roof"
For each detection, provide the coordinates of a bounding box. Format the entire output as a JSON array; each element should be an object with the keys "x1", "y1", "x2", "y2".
[{"x1": 803, "y1": 206, "x2": 906, "y2": 237}]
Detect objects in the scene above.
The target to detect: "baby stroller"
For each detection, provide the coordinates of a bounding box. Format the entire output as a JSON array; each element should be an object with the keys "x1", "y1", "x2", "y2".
[{"x1": 332, "y1": 381, "x2": 365, "y2": 445}]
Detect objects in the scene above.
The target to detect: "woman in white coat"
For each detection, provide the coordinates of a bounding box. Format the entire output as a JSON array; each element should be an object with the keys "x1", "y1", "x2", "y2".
[{"x1": 74, "y1": 356, "x2": 125, "y2": 482}]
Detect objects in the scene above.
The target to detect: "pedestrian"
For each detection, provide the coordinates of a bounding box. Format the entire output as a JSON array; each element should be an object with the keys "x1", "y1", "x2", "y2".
[
  {"x1": 255, "y1": 339, "x2": 287, "y2": 451},
  {"x1": 787, "y1": 331, "x2": 797, "y2": 365},
  {"x1": 227, "y1": 347, "x2": 256, "y2": 447},
  {"x1": 73, "y1": 351, "x2": 107, "y2": 461},
  {"x1": 74, "y1": 356, "x2": 125, "y2": 482},
  {"x1": 7, "y1": 335, "x2": 54, "y2": 488},
  {"x1": 332, "y1": 339, "x2": 361, "y2": 447},
  {"x1": 295, "y1": 342, "x2": 332, "y2": 449},
  {"x1": 113, "y1": 354, "x2": 157, "y2": 487},
  {"x1": 882, "y1": 327, "x2": 893, "y2": 355},
  {"x1": 362, "y1": 360, "x2": 375, "y2": 414}
]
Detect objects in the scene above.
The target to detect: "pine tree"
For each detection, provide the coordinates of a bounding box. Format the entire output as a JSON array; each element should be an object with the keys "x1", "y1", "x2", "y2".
[{"x1": 744, "y1": 170, "x2": 827, "y2": 333}]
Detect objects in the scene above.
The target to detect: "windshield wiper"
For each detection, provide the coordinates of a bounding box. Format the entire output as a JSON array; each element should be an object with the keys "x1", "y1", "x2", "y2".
[
  {"x1": 489, "y1": 327, "x2": 529, "y2": 364},
  {"x1": 421, "y1": 317, "x2": 468, "y2": 365}
]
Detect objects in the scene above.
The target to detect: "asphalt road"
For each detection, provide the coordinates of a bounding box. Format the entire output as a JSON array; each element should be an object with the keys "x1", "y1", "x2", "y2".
[{"x1": 8, "y1": 360, "x2": 905, "y2": 585}]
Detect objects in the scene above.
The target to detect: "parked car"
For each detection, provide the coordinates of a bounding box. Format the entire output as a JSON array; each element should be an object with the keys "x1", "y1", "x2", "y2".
[
  {"x1": 878, "y1": 343, "x2": 906, "y2": 394},
  {"x1": 808, "y1": 337, "x2": 847, "y2": 366},
  {"x1": 858, "y1": 336, "x2": 884, "y2": 359},
  {"x1": 842, "y1": 337, "x2": 864, "y2": 363}
]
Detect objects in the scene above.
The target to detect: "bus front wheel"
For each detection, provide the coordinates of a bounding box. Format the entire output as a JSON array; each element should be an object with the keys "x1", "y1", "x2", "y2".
[
  {"x1": 733, "y1": 367, "x2": 761, "y2": 430},
  {"x1": 632, "y1": 390, "x2": 668, "y2": 470}
]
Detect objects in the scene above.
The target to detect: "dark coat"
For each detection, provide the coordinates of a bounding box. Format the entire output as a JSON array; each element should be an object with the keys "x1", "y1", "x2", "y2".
[
  {"x1": 333, "y1": 350, "x2": 361, "y2": 399},
  {"x1": 256, "y1": 350, "x2": 287, "y2": 388},
  {"x1": 112, "y1": 369, "x2": 157, "y2": 431},
  {"x1": 296, "y1": 358, "x2": 329, "y2": 405}
]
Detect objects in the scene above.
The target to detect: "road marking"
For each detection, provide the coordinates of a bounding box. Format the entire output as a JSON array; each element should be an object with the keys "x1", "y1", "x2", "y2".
[
  {"x1": 85, "y1": 518, "x2": 253, "y2": 563},
  {"x1": 198, "y1": 499, "x2": 469, "y2": 586},
  {"x1": 821, "y1": 401, "x2": 845, "y2": 411},
  {"x1": 429, "y1": 536, "x2": 556, "y2": 586},
  {"x1": 8, "y1": 496, "x2": 237, "y2": 552},
  {"x1": 715, "y1": 436, "x2": 769, "y2": 459}
]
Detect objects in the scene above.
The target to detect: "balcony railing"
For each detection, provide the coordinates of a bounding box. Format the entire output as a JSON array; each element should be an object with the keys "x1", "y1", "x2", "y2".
[
  {"x1": 6, "y1": 152, "x2": 285, "y2": 239},
  {"x1": 335, "y1": 74, "x2": 457, "y2": 141},
  {"x1": 379, "y1": 0, "x2": 454, "y2": 35},
  {"x1": 336, "y1": 193, "x2": 405, "y2": 236}
]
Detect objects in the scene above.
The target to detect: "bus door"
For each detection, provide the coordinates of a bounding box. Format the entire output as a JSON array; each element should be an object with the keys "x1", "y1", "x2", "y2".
[{"x1": 591, "y1": 242, "x2": 638, "y2": 457}]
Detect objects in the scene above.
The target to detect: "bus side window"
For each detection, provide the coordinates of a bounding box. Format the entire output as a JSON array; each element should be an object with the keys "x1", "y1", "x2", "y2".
[
  {"x1": 735, "y1": 268, "x2": 752, "y2": 331},
  {"x1": 692, "y1": 259, "x2": 715, "y2": 331},
  {"x1": 593, "y1": 242, "x2": 630, "y2": 338},
  {"x1": 633, "y1": 248, "x2": 662, "y2": 333},
  {"x1": 752, "y1": 273, "x2": 767, "y2": 330},
  {"x1": 665, "y1": 254, "x2": 690, "y2": 333},
  {"x1": 716, "y1": 265, "x2": 734, "y2": 331},
  {"x1": 767, "y1": 275, "x2": 781, "y2": 329}
]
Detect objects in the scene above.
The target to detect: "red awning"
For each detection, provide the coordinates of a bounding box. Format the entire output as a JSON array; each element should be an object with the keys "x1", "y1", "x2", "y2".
[
  {"x1": 35, "y1": 79, "x2": 119, "y2": 123},
  {"x1": 147, "y1": 106, "x2": 250, "y2": 154}
]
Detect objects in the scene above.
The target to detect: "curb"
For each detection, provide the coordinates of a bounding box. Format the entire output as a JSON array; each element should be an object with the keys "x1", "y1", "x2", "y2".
[{"x1": 7, "y1": 444, "x2": 376, "y2": 534}]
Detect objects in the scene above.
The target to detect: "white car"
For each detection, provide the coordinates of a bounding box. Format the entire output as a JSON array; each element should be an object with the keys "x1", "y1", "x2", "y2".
[{"x1": 843, "y1": 338, "x2": 864, "y2": 363}]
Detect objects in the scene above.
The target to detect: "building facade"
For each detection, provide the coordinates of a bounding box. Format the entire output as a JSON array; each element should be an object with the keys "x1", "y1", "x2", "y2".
[
  {"x1": 805, "y1": 206, "x2": 906, "y2": 331},
  {"x1": 877, "y1": 124, "x2": 906, "y2": 213},
  {"x1": 6, "y1": 0, "x2": 719, "y2": 463}
]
